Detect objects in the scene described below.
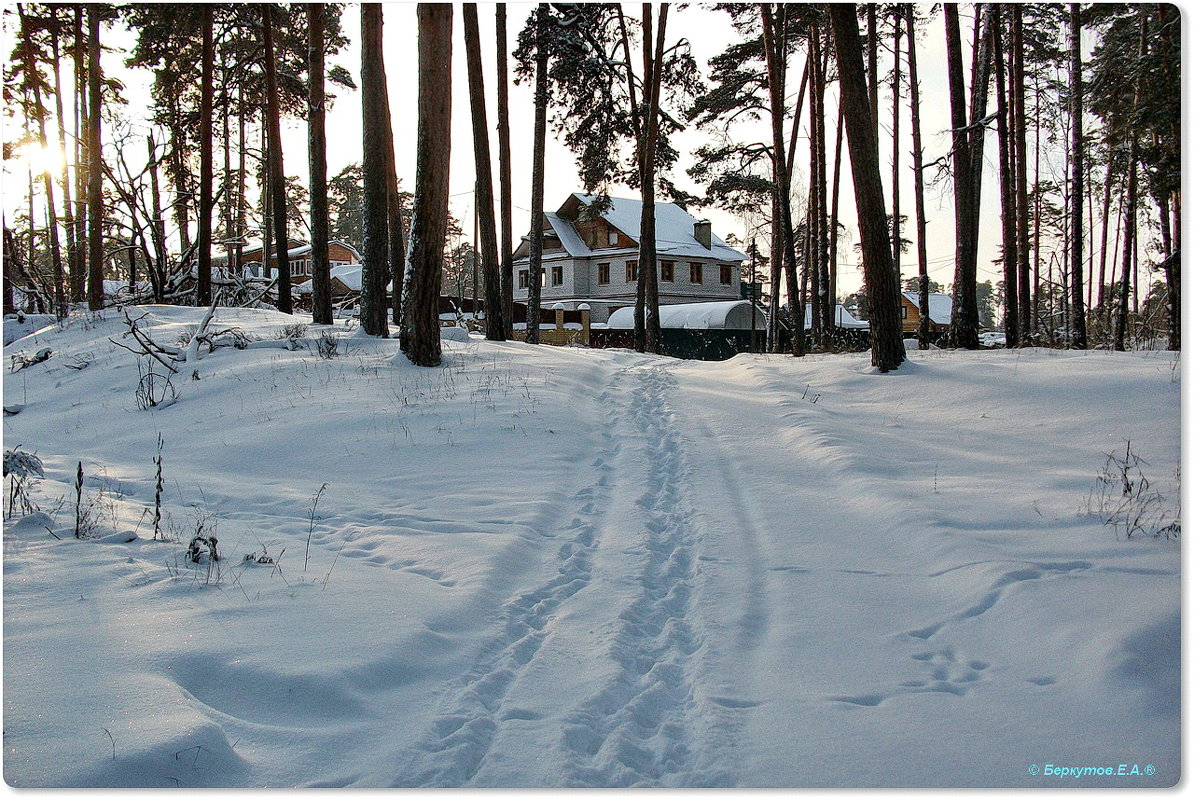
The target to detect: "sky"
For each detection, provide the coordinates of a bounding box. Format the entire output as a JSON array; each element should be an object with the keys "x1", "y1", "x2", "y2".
[{"x1": 3, "y1": 3, "x2": 1085, "y2": 299}]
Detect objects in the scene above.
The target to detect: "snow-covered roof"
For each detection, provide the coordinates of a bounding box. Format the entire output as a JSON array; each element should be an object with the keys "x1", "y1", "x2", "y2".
[
  {"x1": 607, "y1": 300, "x2": 766, "y2": 330},
  {"x1": 544, "y1": 212, "x2": 593, "y2": 257},
  {"x1": 294, "y1": 264, "x2": 368, "y2": 295},
  {"x1": 558, "y1": 194, "x2": 747, "y2": 262},
  {"x1": 902, "y1": 292, "x2": 953, "y2": 325},
  {"x1": 803, "y1": 304, "x2": 870, "y2": 329}
]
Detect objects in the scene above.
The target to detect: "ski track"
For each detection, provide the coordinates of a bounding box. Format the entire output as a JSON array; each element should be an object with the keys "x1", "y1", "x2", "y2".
[
  {"x1": 560, "y1": 363, "x2": 718, "y2": 788},
  {"x1": 387, "y1": 366, "x2": 624, "y2": 787}
]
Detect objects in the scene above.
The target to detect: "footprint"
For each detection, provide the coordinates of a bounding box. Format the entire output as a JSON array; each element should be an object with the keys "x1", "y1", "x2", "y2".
[
  {"x1": 833, "y1": 693, "x2": 885, "y2": 707},
  {"x1": 1028, "y1": 676, "x2": 1056, "y2": 686}
]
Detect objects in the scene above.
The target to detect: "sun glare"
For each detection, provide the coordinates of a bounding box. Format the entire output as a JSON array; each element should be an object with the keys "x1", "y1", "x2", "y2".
[{"x1": 14, "y1": 142, "x2": 66, "y2": 179}]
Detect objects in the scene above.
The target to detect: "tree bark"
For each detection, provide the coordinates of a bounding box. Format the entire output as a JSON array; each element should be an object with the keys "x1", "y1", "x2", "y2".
[
  {"x1": 1012, "y1": 6, "x2": 1031, "y2": 341},
  {"x1": 360, "y1": 3, "x2": 390, "y2": 335},
  {"x1": 496, "y1": 3, "x2": 515, "y2": 338},
  {"x1": 992, "y1": 5, "x2": 1018, "y2": 345},
  {"x1": 86, "y1": 5, "x2": 103, "y2": 311},
  {"x1": 309, "y1": 3, "x2": 333, "y2": 325},
  {"x1": 197, "y1": 4, "x2": 214, "y2": 306},
  {"x1": 383, "y1": 68, "x2": 405, "y2": 329},
  {"x1": 829, "y1": 4, "x2": 904, "y2": 372},
  {"x1": 464, "y1": 3, "x2": 506, "y2": 340},
  {"x1": 401, "y1": 3, "x2": 453, "y2": 366},
  {"x1": 944, "y1": 4, "x2": 978, "y2": 348},
  {"x1": 906, "y1": 3, "x2": 932, "y2": 349},
  {"x1": 890, "y1": 9, "x2": 902, "y2": 286},
  {"x1": 21, "y1": 5, "x2": 66, "y2": 318},
  {"x1": 1115, "y1": 13, "x2": 1146, "y2": 351},
  {"x1": 525, "y1": 4, "x2": 548, "y2": 345},
  {"x1": 1068, "y1": 3, "x2": 1086, "y2": 348},
  {"x1": 760, "y1": 3, "x2": 804, "y2": 356},
  {"x1": 70, "y1": 5, "x2": 86, "y2": 303},
  {"x1": 50, "y1": 15, "x2": 74, "y2": 315},
  {"x1": 636, "y1": 3, "x2": 666, "y2": 354},
  {"x1": 263, "y1": 6, "x2": 293, "y2": 314}
]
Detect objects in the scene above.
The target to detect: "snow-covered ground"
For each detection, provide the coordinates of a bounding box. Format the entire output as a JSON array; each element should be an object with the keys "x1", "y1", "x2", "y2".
[{"x1": 2, "y1": 306, "x2": 1180, "y2": 788}]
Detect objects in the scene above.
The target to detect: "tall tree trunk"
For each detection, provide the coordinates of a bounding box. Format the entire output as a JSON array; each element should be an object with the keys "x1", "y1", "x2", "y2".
[
  {"x1": 829, "y1": 3, "x2": 905, "y2": 372},
  {"x1": 71, "y1": 4, "x2": 86, "y2": 303},
  {"x1": 401, "y1": 3, "x2": 453, "y2": 366},
  {"x1": 197, "y1": 4, "x2": 214, "y2": 306},
  {"x1": 360, "y1": 3, "x2": 390, "y2": 335},
  {"x1": 263, "y1": 5, "x2": 293, "y2": 314},
  {"x1": 463, "y1": 3, "x2": 505, "y2": 340},
  {"x1": 309, "y1": 3, "x2": 333, "y2": 325},
  {"x1": 890, "y1": 9, "x2": 902, "y2": 286},
  {"x1": 1068, "y1": 2, "x2": 1086, "y2": 348},
  {"x1": 761, "y1": 3, "x2": 804, "y2": 357},
  {"x1": 21, "y1": 5, "x2": 66, "y2": 318},
  {"x1": 808, "y1": 24, "x2": 823, "y2": 345},
  {"x1": 813, "y1": 24, "x2": 832, "y2": 339},
  {"x1": 1097, "y1": 162, "x2": 1113, "y2": 310},
  {"x1": 50, "y1": 17, "x2": 75, "y2": 315},
  {"x1": 222, "y1": 50, "x2": 234, "y2": 278},
  {"x1": 992, "y1": 4, "x2": 1018, "y2": 345},
  {"x1": 236, "y1": 85, "x2": 247, "y2": 274},
  {"x1": 867, "y1": 4, "x2": 878, "y2": 141},
  {"x1": 637, "y1": 3, "x2": 666, "y2": 354},
  {"x1": 906, "y1": 3, "x2": 932, "y2": 349},
  {"x1": 525, "y1": 3, "x2": 548, "y2": 345},
  {"x1": 1012, "y1": 6, "x2": 1031, "y2": 341},
  {"x1": 829, "y1": 99, "x2": 844, "y2": 314},
  {"x1": 944, "y1": 4, "x2": 978, "y2": 349},
  {"x1": 147, "y1": 134, "x2": 167, "y2": 301},
  {"x1": 1115, "y1": 15, "x2": 1147, "y2": 351},
  {"x1": 86, "y1": 5, "x2": 103, "y2": 311},
  {"x1": 382, "y1": 68, "x2": 405, "y2": 328},
  {"x1": 496, "y1": 3, "x2": 515, "y2": 338}
]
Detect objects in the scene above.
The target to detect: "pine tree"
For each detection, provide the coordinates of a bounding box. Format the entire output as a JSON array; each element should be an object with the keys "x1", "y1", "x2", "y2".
[
  {"x1": 359, "y1": 3, "x2": 389, "y2": 336},
  {"x1": 308, "y1": 3, "x2": 332, "y2": 325},
  {"x1": 463, "y1": 3, "x2": 505, "y2": 341},
  {"x1": 401, "y1": 4, "x2": 453, "y2": 366},
  {"x1": 828, "y1": 3, "x2": 905, "y2": 372}
]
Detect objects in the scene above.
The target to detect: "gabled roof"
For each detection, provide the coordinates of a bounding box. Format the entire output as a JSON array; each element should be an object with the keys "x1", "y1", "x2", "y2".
[
  {"x1": 902, "y1": 292, "x2": 953, "y2": 325},
  {"x1": 551, "y1": 194, "x2": 746, "y2": 262}
]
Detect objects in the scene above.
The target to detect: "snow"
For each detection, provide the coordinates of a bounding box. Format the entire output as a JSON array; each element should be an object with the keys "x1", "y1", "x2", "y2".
[
  {"x1": 570, "y1": 194, "x2": 748, "y2": 262},
  {"x1": 1, "y1": 305, "x2": 1180, "y2": 788},
  {"x1": 607, "y1": 300, "x2": 767, "y2": 330}
]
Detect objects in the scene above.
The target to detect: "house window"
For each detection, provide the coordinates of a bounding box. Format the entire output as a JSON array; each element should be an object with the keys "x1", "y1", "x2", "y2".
[
  {"x1": 661, "y1": 261, "x2": 674, "y2": 282},
  {"x1": 719, "y1": 265, "x2": 732, "y2": 285},
  {"x1": 901, "y1": 305, "x2": 908, "y2": 319},
  {"x1": 626, "y1": 260, "x2": 638, "y2": 282},
  {"x1": 690, "y1": 263, "x2": 703, "y2": 284},
  {"x1": 551, "y1": 265, "x2": 563, "y2": 286},
  {"x1": 518, "y1": 270, "x2": 529, "y2": 289},
  {"x1": 597, "y1": 263, "x2": 610, "y2": 285},
  {"x1": 608, "y1": 231, "x2": 618, "y2": 246},
  {"x1": 540, "y1": 267, "x2": 546, "y2": 286}
]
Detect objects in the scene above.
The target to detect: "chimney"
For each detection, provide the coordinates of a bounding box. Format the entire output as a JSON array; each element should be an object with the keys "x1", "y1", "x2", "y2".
[{"x1": 694, "y1": 219, "x2": 712, "y2": 249}]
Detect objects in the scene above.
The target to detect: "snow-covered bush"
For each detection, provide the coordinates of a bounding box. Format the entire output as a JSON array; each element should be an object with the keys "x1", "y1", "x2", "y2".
[{"x1": 3, "y1": 448, "x2": 44, "y2": 517}]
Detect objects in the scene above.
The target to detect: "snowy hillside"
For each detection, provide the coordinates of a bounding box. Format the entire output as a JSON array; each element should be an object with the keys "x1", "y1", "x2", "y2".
[{"x1": 2, "y1": 306, "x2": 1180, "y2": 788}]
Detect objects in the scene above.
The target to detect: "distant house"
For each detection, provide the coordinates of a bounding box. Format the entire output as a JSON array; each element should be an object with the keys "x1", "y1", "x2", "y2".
[
  {"x1": 215, "y1": 239, "x2": 361, "y2": 283},
  {"x1": 512, "y1": 193, "x2": 747, "y2": 323},
  {"x1": 900, "y1": 292, "x2": 952, "y2": 333}
]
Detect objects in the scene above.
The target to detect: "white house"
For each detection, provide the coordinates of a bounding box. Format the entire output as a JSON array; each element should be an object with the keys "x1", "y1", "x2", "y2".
[{"x1": 512, "y1": 193, "x2": 747, "y2": 323}]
